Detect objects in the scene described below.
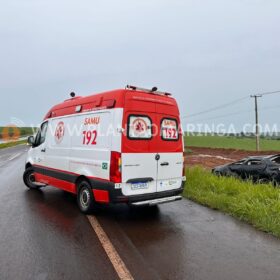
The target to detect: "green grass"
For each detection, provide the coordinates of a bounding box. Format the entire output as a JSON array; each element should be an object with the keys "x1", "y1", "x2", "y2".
[
  {"x1": 184, "y1": 166, "x2": 280, "y2": 238},
  {"x1": 0, "y1": 140, "x2": 27, "y2": 149},
  {"x1": 185, "y1": 135, "x2": 280, "y2": 151}
]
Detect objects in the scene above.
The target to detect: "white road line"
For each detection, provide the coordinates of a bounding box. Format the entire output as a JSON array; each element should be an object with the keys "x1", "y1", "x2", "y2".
[
  {"x1": 87, "y1": 215, "x2": 134, "y2": 280},
  {"x1": 7, "y1": 152, "x2": 22, "y2": 161}
]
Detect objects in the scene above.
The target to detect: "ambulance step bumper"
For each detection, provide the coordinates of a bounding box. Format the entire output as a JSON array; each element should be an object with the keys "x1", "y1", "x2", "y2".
[
  {"x1": 131, "y1": 195, "x2": 182, "y2": 206},
  {"x1": 33, "y1": 182, "x2": 47, "y2": 187}
]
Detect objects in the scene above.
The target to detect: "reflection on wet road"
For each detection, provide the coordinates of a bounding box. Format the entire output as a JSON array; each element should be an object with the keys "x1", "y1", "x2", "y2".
[{"x1": 1, "y1": 146, "x2": 280, "y2": 280}]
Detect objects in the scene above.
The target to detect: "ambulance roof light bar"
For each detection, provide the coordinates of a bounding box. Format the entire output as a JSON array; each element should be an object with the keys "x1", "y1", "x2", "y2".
[{"x1": 125, "y1": 85, "x2": 172, "y2": 96}]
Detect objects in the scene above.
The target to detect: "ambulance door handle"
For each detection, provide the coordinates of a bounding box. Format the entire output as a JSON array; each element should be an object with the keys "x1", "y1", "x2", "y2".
[
  {"x1": 41, "y1": 148, "x2": 46, "y2": 153},
  {"x1": 160, "y1": 162, "x2": 169, "y2": 166}
]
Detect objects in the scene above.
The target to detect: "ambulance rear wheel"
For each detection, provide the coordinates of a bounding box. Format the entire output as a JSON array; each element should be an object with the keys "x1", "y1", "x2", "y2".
[
  {"x1": 77, "y1": 181, "x2": 97, "y2": 214},
  {"x1": 23, "y1": 167, "x2": 41, "y2": 190}
]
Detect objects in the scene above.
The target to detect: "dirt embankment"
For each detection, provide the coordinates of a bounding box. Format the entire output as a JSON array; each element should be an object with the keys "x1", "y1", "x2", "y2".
[{"x1": 185, "y1": 147, "x2": 277, "y2": 169}]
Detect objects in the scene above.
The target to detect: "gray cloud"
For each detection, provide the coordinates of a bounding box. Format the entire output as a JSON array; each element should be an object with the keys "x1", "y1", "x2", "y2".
[{"x1": 1, "y1": 0, "x2": 280, "y2": 131}]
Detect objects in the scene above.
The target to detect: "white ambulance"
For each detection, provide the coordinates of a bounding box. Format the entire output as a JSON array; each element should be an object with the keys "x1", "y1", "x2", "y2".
[{"x1": 24, "y1": 86, "x2": 186, "y2": 213}]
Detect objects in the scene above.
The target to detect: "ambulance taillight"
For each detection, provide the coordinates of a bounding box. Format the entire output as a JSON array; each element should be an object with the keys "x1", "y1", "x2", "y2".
[
  {"x1": 110, "y1": 152, "x2": 122, "y2": 183},
  {"x1": 182, "y1": 155, "x2": 185, "y2": 177}
]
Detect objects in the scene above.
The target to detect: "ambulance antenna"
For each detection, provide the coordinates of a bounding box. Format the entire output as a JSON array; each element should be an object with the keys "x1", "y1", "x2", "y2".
[{"x1": 70, "y1": 92, "x2": 76, "y2": 98}]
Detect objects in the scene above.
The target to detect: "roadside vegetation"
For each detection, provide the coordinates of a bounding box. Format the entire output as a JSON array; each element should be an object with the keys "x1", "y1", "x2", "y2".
[
  {"x1": 0, "y1": 127, "x2": 35, "y2": 140},
  {"x1": 0, "y1": 139, "x2": 27, "y2": 149},
  {"x1": 185, "y1": 135, "x2": 280, "y2": 151},
  {"x1": 0, "y1": 127, "x2": 35, "y2": 149},
  {"x1": 184, "y1": 166, "x2": 280, "y2": 238}
]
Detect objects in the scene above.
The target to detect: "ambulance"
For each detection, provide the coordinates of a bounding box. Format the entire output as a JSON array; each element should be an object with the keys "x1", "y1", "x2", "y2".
[{"x1": 24, "y1": 85, "x2": 186, "y2": 213}]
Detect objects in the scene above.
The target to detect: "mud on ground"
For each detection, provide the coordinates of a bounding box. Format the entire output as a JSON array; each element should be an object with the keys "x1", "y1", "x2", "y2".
[{"x1": 185, "y1": 146, "x2": 279, "y2": 169}]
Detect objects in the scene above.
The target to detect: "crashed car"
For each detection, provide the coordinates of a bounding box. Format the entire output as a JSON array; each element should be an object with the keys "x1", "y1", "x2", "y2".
[{"x1": 212, "y1": 154, "x2": 280, "y2": 185}]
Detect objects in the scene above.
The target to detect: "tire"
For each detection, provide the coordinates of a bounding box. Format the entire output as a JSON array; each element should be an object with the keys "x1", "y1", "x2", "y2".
[
  {"x1": 271, "y1": 174, "x2": 279, "y2": 187},
  {"x1": 23, "y1": 167, "x2": 42, "y2": 190},
  {"x1": 226, "y1": 171, "x2": 238, "y2": 178},
  {"x1": 77, "y1": 180, "x2": 97, "y2": 214},
  {"x1": 257, "y1": 178, "x2": 270, "y2": 185}
]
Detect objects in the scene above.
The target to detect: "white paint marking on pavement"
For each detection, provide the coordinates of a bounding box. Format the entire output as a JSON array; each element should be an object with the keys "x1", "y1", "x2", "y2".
[
  {"x1": 87, "y1": 215, "x2": 134, "y2": 280},
  {"x1": 7, "y1": 152, "x2": 22, "y2": 161}
]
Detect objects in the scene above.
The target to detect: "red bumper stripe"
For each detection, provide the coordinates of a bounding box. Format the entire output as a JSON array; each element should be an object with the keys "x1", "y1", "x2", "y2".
[{"x1": 93, "y1": 190, "x2": 110, "y2": 204}]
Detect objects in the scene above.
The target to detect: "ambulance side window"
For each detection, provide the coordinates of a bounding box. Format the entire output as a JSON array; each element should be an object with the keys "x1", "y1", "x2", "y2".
[
  {"x1": 128, "y1": 115, "x2": 152, "y2": 140},
  {"x1": 161, "y1": 118, "x2": 179, "y2": 141},
  {"x1": 34, "y1": 122, "x2": 48, "y2": 146}
]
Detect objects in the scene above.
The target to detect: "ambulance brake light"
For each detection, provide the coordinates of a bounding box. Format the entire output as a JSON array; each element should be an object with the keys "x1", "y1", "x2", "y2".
[{"x1": 110, "y1": 152, "x2": 122, "y2": 183}]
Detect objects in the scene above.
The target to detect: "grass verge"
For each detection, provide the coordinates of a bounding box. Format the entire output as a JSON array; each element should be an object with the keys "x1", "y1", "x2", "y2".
[
  {"x1": 185, "y1": 135, "x2": 280, "y2": 151},
  {"x1": 0, "y1": 140, "x2": 27, "y2": 149},
  {"x1": 184, "y1": 166, "x2": 280, "y2": 238}
]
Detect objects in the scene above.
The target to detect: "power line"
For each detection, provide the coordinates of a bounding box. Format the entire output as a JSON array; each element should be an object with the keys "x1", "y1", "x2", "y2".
[
  {"x1": 259, "y1": 90, "x2": 280, "y2": 97},
  {"x1": 186, "y1": 104, "x2": 280, "y2": 124},
  {"x1": 182, "y1": 96, "x2": 249, "y2": 119},
  {"x1": 183, "y1": 89, "x2": 280, "y2": 120},
  {"x1": 187, "y1": 109, "x2": 251, "y2": 123}
]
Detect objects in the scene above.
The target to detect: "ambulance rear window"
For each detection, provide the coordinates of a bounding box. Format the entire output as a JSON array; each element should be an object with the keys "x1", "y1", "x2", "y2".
[
  {"x1": 161, "y1": 118, "x2": 179, "y2": 141},
  {"x1": 128, "y1": 115, "x2": 152, "y2": 140}
]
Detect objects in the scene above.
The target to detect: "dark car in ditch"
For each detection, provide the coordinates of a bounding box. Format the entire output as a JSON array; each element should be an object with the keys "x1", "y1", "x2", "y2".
[{"x1": 212, "y1": 154, "x2": 280, "y2": 184}]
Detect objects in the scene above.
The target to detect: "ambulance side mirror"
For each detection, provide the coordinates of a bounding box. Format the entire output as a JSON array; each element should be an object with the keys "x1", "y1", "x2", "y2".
[{"x1": 27, "y1": 136, "x2": 35, "y2": 146}]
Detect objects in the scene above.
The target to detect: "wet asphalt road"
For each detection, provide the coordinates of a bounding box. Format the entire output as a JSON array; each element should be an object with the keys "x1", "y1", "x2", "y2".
[{"x1": 1, "y1": 145, "x2": 280, "y2": 280}]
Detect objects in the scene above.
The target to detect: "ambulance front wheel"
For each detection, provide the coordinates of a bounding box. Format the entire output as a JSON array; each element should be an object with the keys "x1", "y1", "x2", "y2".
[
  {"x1": 77, "y1": 180, "x2": 97, "y2": 214},
  {"x1": 23, "y1": 167, "x2": 42, "y2": 190}
]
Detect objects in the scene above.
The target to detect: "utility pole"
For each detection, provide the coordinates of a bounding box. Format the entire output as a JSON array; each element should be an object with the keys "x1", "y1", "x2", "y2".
[{"x1": 250, "y1": 94, "x2": 262, "y2": 152}]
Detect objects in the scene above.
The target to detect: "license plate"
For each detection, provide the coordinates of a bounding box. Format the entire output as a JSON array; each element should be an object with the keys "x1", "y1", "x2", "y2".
[{"x1": 131, "y1": 182, "x2": 148, "y2": 190}]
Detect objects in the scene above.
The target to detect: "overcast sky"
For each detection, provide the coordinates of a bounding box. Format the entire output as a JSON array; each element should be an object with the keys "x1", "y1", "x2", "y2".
[{"x1": 1, "y1": 0, "x2": 280, "y2": 132}]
